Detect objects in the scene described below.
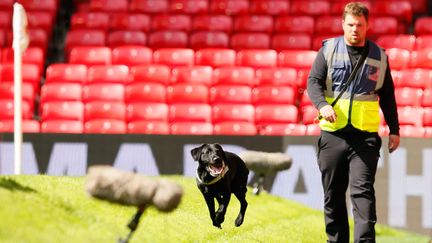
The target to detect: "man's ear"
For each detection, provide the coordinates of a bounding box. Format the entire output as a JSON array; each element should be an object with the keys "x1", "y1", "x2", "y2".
[{"x1": 191, "y1": 144, "x2": 205, "y2": 161}]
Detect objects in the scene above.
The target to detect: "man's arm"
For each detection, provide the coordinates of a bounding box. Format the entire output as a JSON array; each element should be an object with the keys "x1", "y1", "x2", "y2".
[{"x1": 307, "y1": 48, "x2": 329, "y2": 110}]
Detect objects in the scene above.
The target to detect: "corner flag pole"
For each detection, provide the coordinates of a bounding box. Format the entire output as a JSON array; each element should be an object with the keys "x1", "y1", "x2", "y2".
[{"x1": 12, "y1": 3, "x2": 29, "y2": 175}]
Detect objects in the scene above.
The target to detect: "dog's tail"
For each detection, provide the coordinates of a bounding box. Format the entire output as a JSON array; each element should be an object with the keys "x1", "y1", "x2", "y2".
[{"x1": 238, "y1": 150, "x2": 292, "y2": 174}]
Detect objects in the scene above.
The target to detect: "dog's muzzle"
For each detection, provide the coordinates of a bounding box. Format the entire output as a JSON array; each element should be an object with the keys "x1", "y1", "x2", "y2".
[{"x1": 208, "y1": 161, "x2": 225, "y2": 177}]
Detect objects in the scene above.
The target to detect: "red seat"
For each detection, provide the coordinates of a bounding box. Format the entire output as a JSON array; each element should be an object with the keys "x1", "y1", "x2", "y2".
[
  {"x1": 169, "y1": 103, "x2": 212, "y2": 122},
  {"x1": 82, "y1": 83, "x2": 125, "y2": 102},
  {"x1": 171, "y1": 66, "x2": 213, "y2": 85},
  {"x1": 423, "y1": 107, "x2": 432, "y2": 126},
  {"x1": 40, "y1": 101, "x2": 84, "y2": 121},
  {"x1": 127, "y1": 121, "x2": 170, "y2": 134},
  {"x1": 213, "y1": 121, "x2": 257, "y2": 135},
  {"x1": 0, "y1": 63, "x2": 41, "y2": 89},
  {"x1": 230, "y1": 33, "x2": 271, "y2": 50},
  {"x1": 26, "y1": 11, "x2": 55, "y2": 36},
  {"x1": 272, "y1": 33, "x2": 312, "y2": 51},
  {"x1": 126, "y1": 102, "x2": 169, "y2": 122},
  {"x1": 422, "y1": 88, "x2": 432, "y2": 107},
  {"x1": 0, "y1": 0, "x2": 13, "y2": 8},
  {"x1": 300, "y1": 90, "x2": 313, "y2": 107},
  {"x1": 252, "y1": 86, "x2": 296, "y2": 105},
  {"x1": 258, "y1": 123, "x2": 307, "y2": 136},
  {"x1": 41, "y1": 120, "x2": 84, "y2": 133},
  {"x1": 278, "y1": 50, "x2": 317, "y2": 69},
  {"x1": 107, "y1": 31, "x2": 147, "y2": 48},
  {"x1": 372, "y1": 0, "x2": 413, "y2": 24},
  {"x1": 148, "y1": 31, "x2": 188, "y2": 49},
  {"x1": 255, "y1": 104, "x2": 298, "y2": 125},
  {"x1": 398, "y1": 106, "x2": 423, "y2": 126},
  {"x1": 1, "y1": 47, "x2": 45, "y2": 72},
  {"x1": 398, "y1": 69, "x2": 432, "y2": 89},
  {"x1": 19, "y1": 0, "x2": 57, "y2": 14},
  {"x1": 301, "y1": 105, "x2": 318, "y2": 125},
  {"x1": 0, "y1": 82, "x2": 35, "y2": 105},
  {"x1": 329, "y1": 0, "x2": 372, "y2": 15},
  {"x1": 414, "y1": 35, "x2": 432, "y2": 50},
  {"x1": 70, "y1": 12, "x2": 110, "y2": 31},
  {"x1": 68, "y1": 47, "x2": 112, "y2": 66},
  {"x1": 209, "y1": 0, "x2": 249, "y2": 15},
  {"x1": 385, "y1": 48, "x2": 410, "y2": 70},
  {"x1": 0, "y1": 29, "x2": 5, "y2": 47},
  {"x1": 368, "y1": 17, "x2": 399, "y2": 39},
  {"x1": 130, "y1": 64, "x2": 171, "y2": 85},
  {"x1": 168, "y1": 0, "x2": 209, "y2": 14},
  {"x1": 45, "y1": 64, "x2": 87, "y2": 84},
  {"x1": 0, "y1": 11, "x2": 11, "y2": 29},
  {"x1": 312, "y1": 34, "x2": 336, "y2": 51},
  {"x1": 376, "y1": 34, "x2": 416, "y2": 51},
  {"x1": 129, "y1": 0, "x2": 168, "y2": 14},
  {"x1": 255, "y1": 67, "x2": 297, "y2": 87},
  {"x1": 399, "y1": 125, "x2": 425, "y2": 138},
  {"x1": 153, "y1": 48, "x2": 194, "y2": 68},
  {"x1": 0, "y1": 119, "x2": 40, "y2": 133},
  {"x1": 189, "y1": 31, "x2": 229, "y2": 50},
  {"x1": 40, "y1": 83, "x2": 82, "y2": 102},
  {"x1": 290, "y1": 0, "x2": 330, "y2": 16},
  {"x1": 210, "y1": 85, "x2": 252, "y2": 104},
  {"x1": 233, "y1": 15, "x2": 274, "y2": 33},
  {"x1": 87, "y1": 65, "x2": 129, "y2": 84},
  {"x1": 170, "y1": 122, "x2": 213, "y2": 135},
  {"x1": 426, "y1": 126, "x2": 432, "y2": 138},
  {"x1": 151, "y1": 14, "x2": 192, "y2": 32},
  {"x1": 0, "y1": 99, "x2": 33, "y2": 119},
  {"x1": 212, "y1": 67, "x2": 255, "y2": 86},
  {"x1": 212, "y1": 104, "x2": 255, "y2": 123},
  {"x1": 414, "y1": 17, "x2": 432, "y2": 35},
  {"x1": 306, "y1": 124, "x2": 321, "y2": 135},
  {"x1": 65, "y1": 30, "x2": 106, "y2": 54},
  {"x1": 167, "y1": 83, "x2": 209, "y2": 103},
  {"x1": 194, "y1": 48, "x2": 236, "y2": 68},
  {"x1": 84, "y1": 101, "x2": 126, "y2": 121},
  {"x1": 125, "y1": 83, "x2": 167, "y2": 103},
  {"x1": 395, "y1": 87, "x2": 423, "y2": 107},
  {"x1": 110, "y1": 13, "x2": 151, "y2": 32},
  {"x1": 410, "y1": 48, "x2": 432, "y2": 68},
  {"x1": 236, "y1": 49, "x2": 277, "y2": 68},
  {"x1": 89, "y1": 0, "x2": 129, "y2": 12},
  {"x1": 111, "y1": 46, "x2": 153, "y2": 66},
  {"x1": 84, "y1": 119, "x2": 127, "y2": 134},
  {"x1": 192, "y1": 15, "x2": 232, "y2": 33},
  {"x1": 315, "y1": 16, "x2": 343, "y2": 35},
  {"x1": 249, "y1": 0, "x2": 290, "y2": 15}
]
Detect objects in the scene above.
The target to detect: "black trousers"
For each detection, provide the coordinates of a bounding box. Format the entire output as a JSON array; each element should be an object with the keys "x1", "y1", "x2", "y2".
[{"x1": 317, "y1": 131, "x2": 381, "y2": 243}]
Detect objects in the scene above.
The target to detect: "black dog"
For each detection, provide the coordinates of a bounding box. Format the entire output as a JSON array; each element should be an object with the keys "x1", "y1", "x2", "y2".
[{"x1": 191, "y1": 143, "x2": 249, "y2": 228}]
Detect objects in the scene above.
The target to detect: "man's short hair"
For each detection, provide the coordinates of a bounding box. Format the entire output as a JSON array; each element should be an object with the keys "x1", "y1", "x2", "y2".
[{"x1": 343, "y1": 2, "x2": 369, "y2": 22}]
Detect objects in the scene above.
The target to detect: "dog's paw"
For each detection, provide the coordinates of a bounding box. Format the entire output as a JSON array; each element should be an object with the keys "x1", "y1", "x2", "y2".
[
  {"x1": 215, "y1": 213, "x2": 225, "y2": 225},
  {"x1": 235, "y1": 215, "x2": 244, "y2": 227},
  {"x1": 212, "y1": 222, "x2": 222, "y2": 229}
]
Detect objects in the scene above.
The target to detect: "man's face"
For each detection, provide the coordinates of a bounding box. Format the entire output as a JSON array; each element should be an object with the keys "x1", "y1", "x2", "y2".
[{"x1": 342, "y1": 14, "x2": 369, "y2": 46}]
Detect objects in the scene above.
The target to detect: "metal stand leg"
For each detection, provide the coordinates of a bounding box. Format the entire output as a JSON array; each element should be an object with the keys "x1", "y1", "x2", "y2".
[{"x1": 118, "y1": 205, "x2": 145, "y2": 243}]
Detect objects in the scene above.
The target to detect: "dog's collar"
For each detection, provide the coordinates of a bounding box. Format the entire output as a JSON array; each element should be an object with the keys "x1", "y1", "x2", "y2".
[{"x1": 196, "y1": 165, "x2": 229, "y2": 185}]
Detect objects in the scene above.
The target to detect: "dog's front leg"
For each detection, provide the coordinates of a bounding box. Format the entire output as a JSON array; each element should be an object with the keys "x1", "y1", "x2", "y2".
[
  {"x1": 203, "y1": 194, "x2": 220, "y2": 228},
  {"x1": 214, "y1": 193, "x2": 231, "y2": 226}
]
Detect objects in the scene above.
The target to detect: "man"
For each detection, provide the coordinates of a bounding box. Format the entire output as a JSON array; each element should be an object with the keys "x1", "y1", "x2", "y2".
[{"x1": 307, "y1": 2, "x2": 400, "y2": 243}]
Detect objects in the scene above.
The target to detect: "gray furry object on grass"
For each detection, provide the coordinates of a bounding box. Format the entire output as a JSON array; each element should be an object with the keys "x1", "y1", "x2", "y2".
[
  {"x1": 86, "y1": 165, "x2": 183, "y2": 212},
  {"x1": 238, "y1": 150, "x2": 292, "y2": 174}
]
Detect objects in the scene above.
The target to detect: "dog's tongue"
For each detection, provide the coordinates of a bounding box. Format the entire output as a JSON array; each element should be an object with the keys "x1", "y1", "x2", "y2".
[{"x1": 210, "y1": 164, "x2": 223, "y2": 174}]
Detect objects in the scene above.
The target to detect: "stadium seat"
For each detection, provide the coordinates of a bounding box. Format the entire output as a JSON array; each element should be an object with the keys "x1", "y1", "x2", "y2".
[
  {"x1": 395, "y1": 87, "x2": 423, "y2": 107},
  {"x1": 151, "y1": 14, "x2": 191, "y2": 32},
  {"x1": 41, "y1": 120, "x2": 84, "y2": 134},
  {"x1": 40, "y1": 101, "x2": 84, "y2": 121},
  {"x1": 40, "y1": 83, "x2": 82, "y2": 103},
  {"x1": 398, "y1": 69, "x2": 432, "y2": 89},
  {"x1": 255, "y1": 104, "x2": 298, "y2": 125},
  {"x1": 372, "y1": 1, "x2": 413, "y2": 24},
  {"x1": 0, "y1": 82, "x2": 35, "y2": 105},
  {"x1": 290, "y1": 0, "x2": 330, "y2": 16},
  {"x1": 423, "y1": 107, "x2": 432, "y2": 126},
  {"x1": 397, "y1": 106, "x2": 424, "y2": 126},
  {"x1": 68, "y1": 47, "x2": 112, "y2": 66},
  {"x1": 82, "y1": 83, "x2": 125, "y2": 102},
  {"x1": 169, "y1": 103, "x2": 212, "y2": 122},
  {"x1": 107, "y1": 31, "x2": 147, "y2": 48},
  {"x1": 0, "y1": 119, "x2": 40, "y2": 133},
  {"x1": 385, "y1": 48, "x2": 410, "y2": 70},
  {"x1": 249, "y1": 0, "x2": 290, "y2": 15},
  {"x1": 70, "y1": 12, "x2": 110, "y2": 31},
  {"x1": 110, "y1": 13, "x2": 151, "y2": 32},
  {"x1": 213, "y1": 121, "x2": 257, "y2": 135},
  {"x1": 129, "y1": 0, "x2": 169, "y2": 14},
  {"x1": 414, "y1": 35, "x2": 432, "y2": 50},
  {"x1": 111, "y1": 46, "x2": 153, "y2": 66},
  {"x1": 236, "y1": 49, "x2": 277, "y2": 68},
  {"x1": 84, "y1": 101, "x2": 126, "y2": 121},
  {"x1": 127, "y1": 121, "x2": 170, "y2": 134},
  {"x1": 209, "y1": 0, "x2": 249, "y2": 15},
  {"x1": 212, "y1": 104, "x2": 255, "y2": 123},
  {"x1": 153, "y1": 48, "x2": 194, "y2": 68},
  {"x1": 0, "y1": 63, "x2": 41, "y2": 89},
  {"x1": 300, "y1": 91, "x2": 313, "y2": 107},
  {"x1": 148, "y1": 30, "x2": 188, "y2": 49},
  {"x1": 230, "y1": 33, "x2": 271, "y2": 50},
  {"x1": 209, "y1": 85, "x2": 252, "y2": 104},
  {"x1": 399, "y1": 125, "x2": 425, "y2": 138},
  {"x1": 84, "y1": 119, "x2": 127, "y2": 134},
  {"x1": 19, "y1": 0, "x2": 57, "y2": 13},
  {"x1": 171, "y1": 66, "x2": 213, "y2": 85},
  {"x1": 296, "y1": 68, "x2": 311, "y2": 90},
  {"x1": 414, "y1": 17, "x2": 432, "y2": 35},
  {"x1": 126, "y1": 102, "x2": 169, "y2": 122},
  {"x1": 301, "y1": 105, "x2": 318, "y2": 125},
  {"x1": 1, "y1": 47, "x2": 45, "y2": 72},
  {"x1": 212, "y1": 67, "x2": 255, "y2": 86},
  {"x1": 274, "y1": 15, "x2": 314, "y2": 34},
  {"x1": 312, "y1": 34, "x2": 336, "y2": 51},
  {"x1": 170, "y1": 122, "x2": 213, "y2": 135},
  {"x1": 0, "y1": 11, "x2": 11, "y2": 30},
  {"x1": 425, "y1": 127, "x2": 432, "y2": 138},
  {"x1": 272, "y1": 33, "x2": 312, "y2": 51},
  {"x1": 306, "y1": 124, "x2": 321, "y2": 136},
  {"x1": 64, "y1": 30, "x2": 106, "y2": 54},
  {"x1": 315, "y1": 16, "x2": 344, "y2": 35},
  {"x1": 89, "y1": 0, "x2": 129, "y2": 12},
  {"x1": 258, "y1": 123, "x2": 307, "y2": 136},
  {"x1": 189, "y1": 31, "x2": 230, "y2": 50},
  {"x1": 45, "y1": 64, "x2": 87, "y2": 84},
  {"x1": 194, "y1": 48, "x2": 236, "y2": 67},
  {"x1": 0, "y1": 99, "x2": 33, "y2": 119},
  {"x1": 0, "y1": 29, "x2": 5, "y2": 47},
  {"x1": 130, "y1": 64, "x2": 171, "y2": 85},
  {"x1": 278, "y1": 50, "x2": 317, "y2": 69},
  {"x1": 166, "y1": 83, "x2": 209, "y2": 103},
  {"x1": 422, "y1": 88, "x2": 432, "y2": 107},
  {"x1": 125, "y1": 83, "x2": 167, "y2": 103},
  {"x1": 410, "y1": 48, "x2": 432, "y2": 69},
  {"x1": 233, "y1": 15, "x2": 274, "y2": 33},
  {"x1": 368, "y1": 17, "x2": 399, "y2": 39},
  {"x1": 26, "y1": 11, "x2": 55, "y2": 37},
  {"x1": 255, "y1": 67, "x2": 297, "y2": 87},
  {"x1": 376, "y1": 34, "x2": 416, "y2": 51},
  {"x1": 87, "y1": 65, "x2": 129, "y2": 84},
  {"x1": 252, "y1": 86, "x2": 296, "y2": 105},
  {"x1": 192, "y1": 15, "x2": 232, "y2": 33},
  {"x1": 329, "y1": 0, "x2": 372, "y2": 15},
  {"x1": 168, "y1": 0, "x2": 209, "y2": 14}
]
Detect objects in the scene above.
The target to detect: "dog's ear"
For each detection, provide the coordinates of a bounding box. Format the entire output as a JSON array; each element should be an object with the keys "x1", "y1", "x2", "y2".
[{"x1": 191, "y1": 144, "x2": 205, "y2": 161}]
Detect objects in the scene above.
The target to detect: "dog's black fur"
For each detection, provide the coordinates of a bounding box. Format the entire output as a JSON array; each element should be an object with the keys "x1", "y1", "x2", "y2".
[{"x1": 191, "y1": 143, "x2": 249, "y2": 228}]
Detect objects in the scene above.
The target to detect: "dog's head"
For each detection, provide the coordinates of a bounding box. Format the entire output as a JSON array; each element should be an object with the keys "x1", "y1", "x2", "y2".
[{"x1": 191, "y1": 143, "x2": 227, "y2": 177}]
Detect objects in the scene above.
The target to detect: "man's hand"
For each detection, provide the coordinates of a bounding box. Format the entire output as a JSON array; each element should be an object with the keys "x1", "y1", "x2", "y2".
[
  {"x1": 388, "y1": 134, "x2": 400, "y2": 153},
  {"x1": 319, "y1": 105, "x2": 337, "y2": 123}
]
